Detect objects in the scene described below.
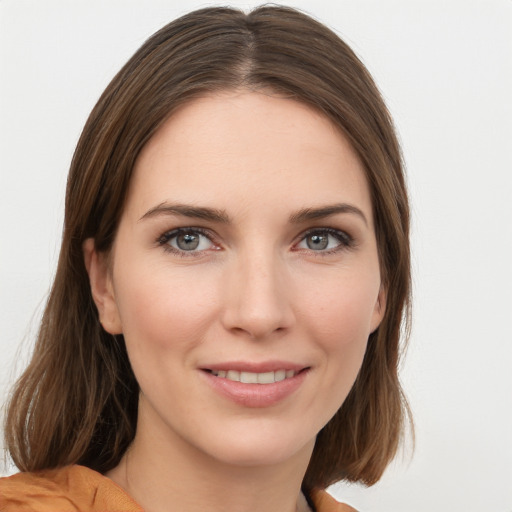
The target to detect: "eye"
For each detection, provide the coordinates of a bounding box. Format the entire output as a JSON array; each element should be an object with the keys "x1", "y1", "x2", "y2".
[
  {"x1": 158, "y1": 228, "x2": 217, "y2": 254},
  {"x1": 295, "y1": 228, "x2": 353, "y2": 253}
]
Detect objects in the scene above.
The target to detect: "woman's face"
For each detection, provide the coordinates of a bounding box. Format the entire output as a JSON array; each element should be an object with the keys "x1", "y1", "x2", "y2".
[{"x1": 90, "y1": 91, "x2": 385, "y2": 468}]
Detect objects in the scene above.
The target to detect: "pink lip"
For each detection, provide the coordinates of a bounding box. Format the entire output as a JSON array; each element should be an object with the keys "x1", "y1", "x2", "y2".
[
  {"x1": 200, "y1": 362, "x2": 310, "y2": 408},
  {"x1": 202, "y1": 360, "x2": 306, "y2": 373}
]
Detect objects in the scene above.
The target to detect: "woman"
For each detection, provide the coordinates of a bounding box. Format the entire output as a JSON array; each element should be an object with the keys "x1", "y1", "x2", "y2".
[{"x1": 1, "y1": 5, "x2": 411, "y2": 511}]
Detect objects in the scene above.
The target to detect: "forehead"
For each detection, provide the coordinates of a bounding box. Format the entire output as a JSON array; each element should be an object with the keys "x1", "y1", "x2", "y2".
[{"x1": 126, "y1": 91, "x2": 372, "y2": 222}]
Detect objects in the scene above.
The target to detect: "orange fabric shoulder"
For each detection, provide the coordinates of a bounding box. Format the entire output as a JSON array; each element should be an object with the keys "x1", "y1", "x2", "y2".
[
  {"x1": 0, "y1": 465, "x2": 142, "y2": 512},
  {"x1": 311, "y1": 489, "x2": 359, "y2": 512},
  {"x1": 0, "y1": 466, "x2": 356, "y2": 512}
]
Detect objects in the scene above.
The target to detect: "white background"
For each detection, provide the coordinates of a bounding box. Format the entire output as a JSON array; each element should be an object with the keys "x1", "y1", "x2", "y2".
[{"x1": 1, "y1": 1, "x2": 511, "y2": 510}]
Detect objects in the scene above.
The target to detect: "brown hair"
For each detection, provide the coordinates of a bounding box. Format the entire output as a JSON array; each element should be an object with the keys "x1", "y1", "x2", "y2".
[{"x1": 4, "y1": 5, "x2": 411, "y2": 492}]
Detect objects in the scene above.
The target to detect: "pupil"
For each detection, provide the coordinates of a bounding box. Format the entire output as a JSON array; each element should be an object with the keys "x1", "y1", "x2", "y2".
[
  {"x1": 177, "y1": 233, "x2": 199, "y2": 250},
  {"x1": 307, "y1": 234, "x2": 328, "y2": 250}
]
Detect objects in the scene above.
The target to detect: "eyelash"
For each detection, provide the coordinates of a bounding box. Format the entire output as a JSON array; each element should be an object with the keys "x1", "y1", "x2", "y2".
[
  {"x1": 157, "y1": 227, "x2": 217, "y2": 257},
  {"x1": 294, "y1": 227, "x2": 355, "y2": 255},
  {"x1": 156, "y1": 227, "x2": 355, "y2": 257}
]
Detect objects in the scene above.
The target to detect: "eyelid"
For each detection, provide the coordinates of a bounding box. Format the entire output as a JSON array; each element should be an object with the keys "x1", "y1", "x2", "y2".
[
  {"x1": 157, "y1": 227, "x2": 220, "y2": 256},
  {"x1": 293, "y1": 227, "x2": 355, "y2": 253},
  {"x1": 156, "y1": 225, "x2": 355, "y2": 257}
]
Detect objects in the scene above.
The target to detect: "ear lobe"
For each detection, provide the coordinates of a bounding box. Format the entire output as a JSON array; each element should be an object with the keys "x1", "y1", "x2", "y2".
[
  {"x1": 370, "y1": 284, "x2": 387, "y2": 333},
  {"x1": 83, "y1": 238, "x2": 123, "y2": 335}
]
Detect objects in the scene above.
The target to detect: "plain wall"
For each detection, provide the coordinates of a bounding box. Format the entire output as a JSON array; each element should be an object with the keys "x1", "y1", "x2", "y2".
[{"x1": 1, "y1": 1, "x2": 511, "y2": 510}]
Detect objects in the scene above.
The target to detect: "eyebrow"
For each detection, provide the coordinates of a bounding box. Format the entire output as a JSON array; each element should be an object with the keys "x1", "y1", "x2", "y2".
[
  {"x1": 289, "y1": 203, "x2": 368, "y2": 226},
  {"x1": 139, "y1": 201, "x2": 368, "y2": 226},
  {"x1": 139, "y1": 202, "x2": 231, "y2": 223}
]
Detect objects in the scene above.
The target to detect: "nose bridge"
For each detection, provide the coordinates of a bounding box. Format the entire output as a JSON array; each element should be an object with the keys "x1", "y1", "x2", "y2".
[{"x1": 221, "y1": 244, "x2": 294, "y2": 339}]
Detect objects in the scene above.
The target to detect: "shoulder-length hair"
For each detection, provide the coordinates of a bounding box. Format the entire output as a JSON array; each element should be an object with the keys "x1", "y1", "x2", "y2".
[{"x1": 4, "y1": 5, "x2": 411, "y2": 493}]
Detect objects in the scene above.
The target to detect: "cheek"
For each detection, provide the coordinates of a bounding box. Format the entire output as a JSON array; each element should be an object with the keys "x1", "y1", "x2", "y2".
[
  {"x1": 300, "y1": 271, "x2": 380, "y2": 347},
  {"x1": 289, "y1": 276, "x2": 378, "y2": 431},
  {"x1": 299, "y1": 272, "x2": 380, "y2": 395},
  {"x1": 112, "y1": 261, "x2": 221, "y2": 353}
]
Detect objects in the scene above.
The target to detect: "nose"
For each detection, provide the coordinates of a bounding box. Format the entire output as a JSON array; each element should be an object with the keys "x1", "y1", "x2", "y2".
[{"x1": 220, "y1": 251, "x2": 295, "y2": 340}]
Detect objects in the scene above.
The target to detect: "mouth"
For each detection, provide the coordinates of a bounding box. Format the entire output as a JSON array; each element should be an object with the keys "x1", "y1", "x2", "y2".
[
  {"x1": 201, "y1": 365, "x2": 309, "y2": 407},
  {"x1": 204, "y1": 369, "x2": 301, "y2": 384}
]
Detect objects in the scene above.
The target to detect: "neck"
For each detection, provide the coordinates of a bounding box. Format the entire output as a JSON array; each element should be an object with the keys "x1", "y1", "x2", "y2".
[{"x1": 106, "y1": 402, "x2": 315, "y2": 512}]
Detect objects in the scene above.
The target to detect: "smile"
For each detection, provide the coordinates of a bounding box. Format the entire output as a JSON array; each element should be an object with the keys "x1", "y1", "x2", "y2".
[
  {"x1": 201, "y1": 364, "x2": 309, "y2": 407},
  {"x1": 208, "y1": 369, "x2": 297, "y2": 384}
]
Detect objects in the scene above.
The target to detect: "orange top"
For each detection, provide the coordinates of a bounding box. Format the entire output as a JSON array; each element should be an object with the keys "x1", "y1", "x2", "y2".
[{"x1": 0, "y1": 465, "x2": 357, "y2": 512}]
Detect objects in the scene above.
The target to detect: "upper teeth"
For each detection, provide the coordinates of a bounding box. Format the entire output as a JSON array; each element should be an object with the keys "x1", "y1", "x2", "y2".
[{"x1": 211, "y1": 369, "x2": 296, "y2": 384}]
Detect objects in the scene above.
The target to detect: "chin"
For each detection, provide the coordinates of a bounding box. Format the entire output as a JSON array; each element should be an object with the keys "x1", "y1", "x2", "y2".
[{"x1": 194, "y1": 427, "x2": 316, "y2": 469}]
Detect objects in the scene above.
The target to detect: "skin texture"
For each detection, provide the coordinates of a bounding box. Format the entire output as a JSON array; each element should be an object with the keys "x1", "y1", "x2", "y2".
[{"x1": 84, "y1": 91, "x2": 384, "y2": 512}]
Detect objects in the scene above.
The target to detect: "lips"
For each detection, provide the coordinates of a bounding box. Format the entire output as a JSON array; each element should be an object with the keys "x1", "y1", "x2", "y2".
[{"x1": 201, "y1": 362, "x2": 309, "y2": 407}]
